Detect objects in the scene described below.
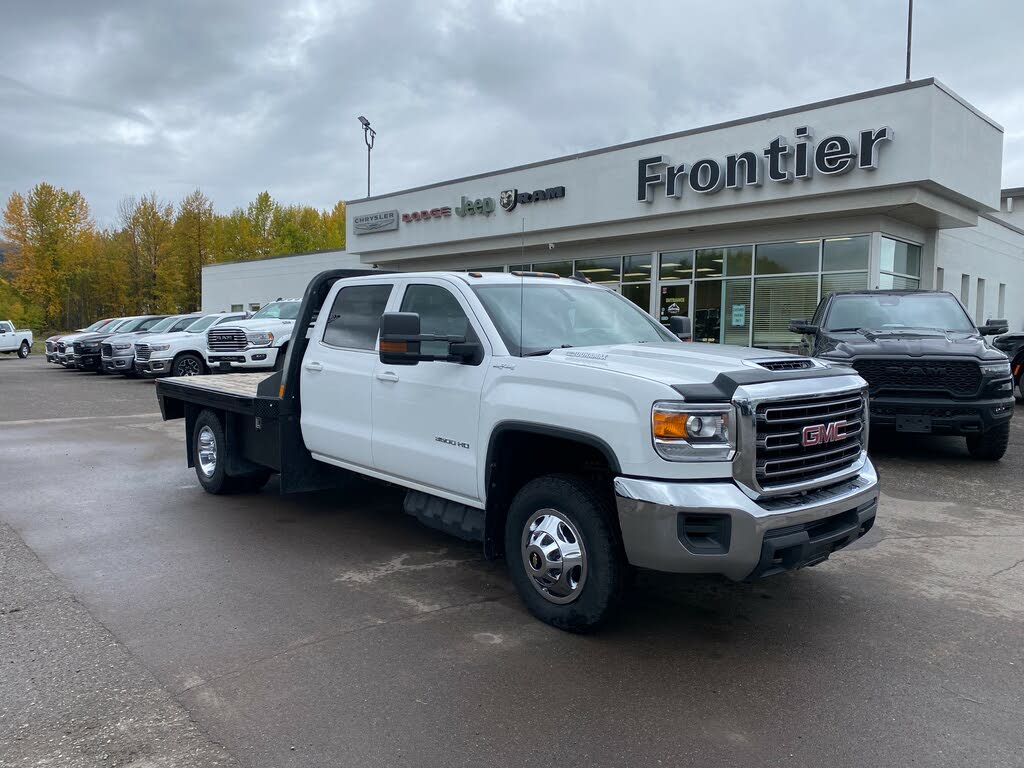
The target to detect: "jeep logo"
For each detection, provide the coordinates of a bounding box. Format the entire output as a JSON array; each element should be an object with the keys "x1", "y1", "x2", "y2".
[{"x1": 801, "y1": 420, "x2": 848, "y2": 447}]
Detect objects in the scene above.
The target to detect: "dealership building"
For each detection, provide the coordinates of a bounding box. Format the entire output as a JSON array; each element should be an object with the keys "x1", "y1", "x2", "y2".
[{"x1": 205, "y1": 79, "x2": 1024, "y2": 349}]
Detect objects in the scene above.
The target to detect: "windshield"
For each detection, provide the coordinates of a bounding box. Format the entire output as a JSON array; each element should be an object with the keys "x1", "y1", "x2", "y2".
[
  {"x1": 825, "y1": 293, "x2": 975, "y2": 333},
  {"x1": 83, "y1": 318, "x2": 111, "y2": 332},
  {"x1": 170, "y1": 316, "x2": 201, "y2": 332},
  {"x1": 251, "y1": 301, "x2": 300, "y2": 320},
  {"x1": 186, "y1": 315, "x2": 221, "y2": 333},
  {"x1": 146, "y1": 316, "x2": 181, "y2": 333},
  {"x1": 105, "y1": 318, "x2": 134, "y2": 333},
  {"x1": 474, "y1": 283, "x2": 676, "y2": 356}
]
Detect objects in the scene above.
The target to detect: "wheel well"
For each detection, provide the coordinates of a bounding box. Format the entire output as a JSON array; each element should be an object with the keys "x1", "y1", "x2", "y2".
[
  {"x1": 483, "y1": 426, "x2": 618, "y2": 559},
  {"x1": 172, "y1": 349, "x2": 206, "y2": 371}
]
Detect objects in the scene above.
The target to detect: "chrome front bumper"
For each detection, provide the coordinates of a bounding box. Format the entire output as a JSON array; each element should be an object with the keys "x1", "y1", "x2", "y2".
[{"x1": 614, "y1": 459, "x2": 879, "y2": 581}]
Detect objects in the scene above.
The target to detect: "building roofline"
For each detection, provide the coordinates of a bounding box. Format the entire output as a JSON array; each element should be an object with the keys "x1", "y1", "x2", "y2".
[
  {"x1": 1001, "y1": 187, "x2": 1024, "y2": 198},
  {"x1": 203, "y1": 247, "x2": 347, "y2": 270},
  {"x1": 347, "y1": 78, "x2": 1001, "y2": 206}
]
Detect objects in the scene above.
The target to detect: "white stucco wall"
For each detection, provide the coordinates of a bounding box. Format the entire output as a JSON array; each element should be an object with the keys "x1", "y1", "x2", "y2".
[
  {"x1": 201, "y1": 250, "x2": 364, "y2": 312},
  {"x1": 935, "y1": 216, "x2": 1024, "y2": 329}
]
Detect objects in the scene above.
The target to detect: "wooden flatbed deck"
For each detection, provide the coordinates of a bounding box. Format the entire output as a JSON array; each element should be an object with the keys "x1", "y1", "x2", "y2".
[{"x1": 161, "y1": 372, "x2": 273, "y2": 398}]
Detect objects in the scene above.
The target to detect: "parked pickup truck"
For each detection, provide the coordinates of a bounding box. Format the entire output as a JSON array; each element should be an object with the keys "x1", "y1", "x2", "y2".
[
  {"x1": 205, "y1": 299, "x2": 301, "y2": 372},
  {"x1": 155, "y1": 269, "x2": 879, "y2": 632},
  {"x1": 135, "y1": 312, "x2": 248, "y2": 377},
  {"x1": 0, "y1": 321, "x2": 33, "y2": 358},
  {"x1": 991, "y1": 332, "x2": 1024, "y2": 401},
  {"x1": 791, "y1": 290, "x2": 1013, "y2": 459}
]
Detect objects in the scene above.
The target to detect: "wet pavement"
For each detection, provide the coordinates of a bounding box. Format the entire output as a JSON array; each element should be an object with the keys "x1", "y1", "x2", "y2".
[{"x1": 2, "y1": 355, "x2": 1022, "y2": 767}]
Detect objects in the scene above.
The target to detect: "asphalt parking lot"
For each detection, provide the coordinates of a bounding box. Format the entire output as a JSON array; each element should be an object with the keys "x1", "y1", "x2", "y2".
[{"x1": 2, "y1": 354, "x2": 1023, "y2": 767}]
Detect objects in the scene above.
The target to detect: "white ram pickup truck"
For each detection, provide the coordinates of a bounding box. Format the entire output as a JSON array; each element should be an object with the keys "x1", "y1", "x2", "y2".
[
  {"x1": 0, "y1": 321, "x2": 32, "y2": 358},
  {"x1": 205, "y1": 299, "x2": 301, "y2": 372},
  {"x1": 155, "y1": 270, "x2": 879, "y2": 632}
]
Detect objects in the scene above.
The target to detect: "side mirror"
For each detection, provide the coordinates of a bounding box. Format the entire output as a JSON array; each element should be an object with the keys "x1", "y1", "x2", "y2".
[
  {"x1": 669, "y1": 316, "x2": 691, "y2": 341},
  {"x1": 379, "y1": 312, "x2": 481, "y2": 365},
  {"x1": 789, "y1": 319, "x2": 819, "y2": 335},
  {"x1": 980, "y1": 319, "x2": 1008, "y2": 336}
]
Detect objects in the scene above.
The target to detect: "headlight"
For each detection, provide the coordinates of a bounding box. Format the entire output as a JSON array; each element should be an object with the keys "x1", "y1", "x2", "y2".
[
  {"x1": 149, "y1": 344, "x2": 170, "y2": 352},
  {"x1": 113, "y1": 343, "x2": 133, "y2": 351},
  {"x1": 652, "y1": 401, "x2": 735, "y2": 461},
  {"x1": 245, "y1": 331, "x2": 274, "y2": 347},
  {"x1": 980, "y1": 360, "x2": 1011, "y2": 377}
]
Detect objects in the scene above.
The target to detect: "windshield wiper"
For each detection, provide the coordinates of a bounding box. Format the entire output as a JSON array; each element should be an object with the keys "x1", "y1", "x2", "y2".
[
  {"x1": 827, "y1": 327, "x2": 864, "y2": 333},
  {"x1": 523, "y1": 344, "x2": 574, "y2": 357}
]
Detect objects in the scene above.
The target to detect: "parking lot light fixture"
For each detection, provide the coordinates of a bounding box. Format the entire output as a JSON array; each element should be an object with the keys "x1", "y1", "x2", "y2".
[{"x1": 358, "y1": 116, "x2": 376, "y2": 198}]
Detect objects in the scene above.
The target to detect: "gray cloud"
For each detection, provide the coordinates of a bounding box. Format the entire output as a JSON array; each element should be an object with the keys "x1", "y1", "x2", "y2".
[{"x1": 1, "y1": 0, "x2": 1021, "y2": 225}]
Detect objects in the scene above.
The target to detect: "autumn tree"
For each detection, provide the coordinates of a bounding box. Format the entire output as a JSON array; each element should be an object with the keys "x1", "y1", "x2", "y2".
[{"x1": 171, "y1": 189, "x2": 214, "y2": 311}]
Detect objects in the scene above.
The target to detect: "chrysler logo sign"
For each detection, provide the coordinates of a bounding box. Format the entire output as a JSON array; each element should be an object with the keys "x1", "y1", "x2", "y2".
[
  {"x1": 637, "y1": 126, "x2": 893, "y2": 202},
  {"x1": 352, "y1": 209, "x2": 399, "y2": 234}
]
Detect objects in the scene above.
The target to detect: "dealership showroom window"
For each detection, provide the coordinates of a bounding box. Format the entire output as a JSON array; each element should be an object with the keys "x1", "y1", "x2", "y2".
[{"x1": 469, "y1": 234, "x2": 922, "y2": 352}]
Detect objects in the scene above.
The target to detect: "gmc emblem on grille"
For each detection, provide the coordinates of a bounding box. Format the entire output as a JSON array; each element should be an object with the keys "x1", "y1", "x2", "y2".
[{"x1": 801, "y1": 420, "x2": 848, "y2": 447}]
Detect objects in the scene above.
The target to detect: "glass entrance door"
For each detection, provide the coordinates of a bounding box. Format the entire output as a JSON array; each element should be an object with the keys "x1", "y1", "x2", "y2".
[{"x1": 659, "y1": 282, "x2": 691, "y2": 328}]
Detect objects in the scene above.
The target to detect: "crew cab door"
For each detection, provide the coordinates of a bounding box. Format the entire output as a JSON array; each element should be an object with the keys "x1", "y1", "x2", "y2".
[
  {"x1": 371, "y1": 280, "x2": 488, "y2": 502},
  {"x1": 299, "y1": 281, "x2": 395, "y2": 469}
]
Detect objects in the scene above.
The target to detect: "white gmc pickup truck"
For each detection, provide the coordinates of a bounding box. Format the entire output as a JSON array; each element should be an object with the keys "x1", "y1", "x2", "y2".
[{"x1": 155, "y1": 269, "x2": 879, "y2": 632}]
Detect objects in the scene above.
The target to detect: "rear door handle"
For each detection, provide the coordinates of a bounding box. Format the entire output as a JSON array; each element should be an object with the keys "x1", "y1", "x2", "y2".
[
  {"x1": 376, "y1": 371, "x2": 400, "y2": 382},
  {"x1": 305, "y1": 361, "x2": 323, "y2": 372}
]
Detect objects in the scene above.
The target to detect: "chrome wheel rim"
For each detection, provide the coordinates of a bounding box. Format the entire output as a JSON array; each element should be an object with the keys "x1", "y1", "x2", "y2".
[
  {"x1": 521, "y1": 509, "x2": 588, "y2": 605},
  {"x1": 197, "y1": 426, "x2": 217, "y2": 477},
  {"x1": 177, "y1": 357, "x2": 201, "y2": 376}
]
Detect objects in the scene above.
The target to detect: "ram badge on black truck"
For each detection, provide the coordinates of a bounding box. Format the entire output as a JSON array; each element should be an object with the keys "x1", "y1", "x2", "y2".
[
  {"x1": 791, "y1": 290, "x2": 1013, "y2": 459},
  {"x1": 154, "y1": 269, "x2": 880, "y2": 632}
]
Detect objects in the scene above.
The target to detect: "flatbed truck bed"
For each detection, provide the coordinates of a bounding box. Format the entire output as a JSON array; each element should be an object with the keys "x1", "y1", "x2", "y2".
[{"x1": 155, "y1": 269, "x2": 379, "y2": 493}]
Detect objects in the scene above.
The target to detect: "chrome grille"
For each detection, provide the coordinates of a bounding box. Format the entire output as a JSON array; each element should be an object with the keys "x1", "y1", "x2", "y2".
[
  {"x1": 57, "y1": 342, "x2": 66, "y2": 353},
  {"x1": 208, "y1": 328, "x2": 248, "y2": 352},
  {"x1": 135, "y1": 344, "x2": 152, "y2": 361},
  {"x1": 101, "y1": 343, "x2": 113, "y2": 358},
  {"x1": 755, "y1": 392, "x2": 866, "y2": 490},
  {"x1": 45, "y1": 340, "x2": 54, "y2": 353}
]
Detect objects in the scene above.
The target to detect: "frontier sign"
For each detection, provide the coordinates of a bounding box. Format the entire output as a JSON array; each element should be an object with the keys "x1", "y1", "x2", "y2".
[{"x1": 637, "y1": 126, "x2": 893, "y2": 202}]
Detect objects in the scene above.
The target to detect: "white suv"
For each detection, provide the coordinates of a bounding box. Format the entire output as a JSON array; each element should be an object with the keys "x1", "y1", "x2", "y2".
[{"x1": 135, "y1": 312, "x2": 248, "y2": 377}]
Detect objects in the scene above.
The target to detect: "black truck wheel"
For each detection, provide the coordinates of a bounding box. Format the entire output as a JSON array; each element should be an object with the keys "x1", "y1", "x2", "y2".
[
  {"x1": 966, "y1": 422, "x2": 1010, "y2": 461},
  {"x1": 173, "y1": 353, "x2": 205, "y2": 377},
  {"x1": 18, "y1": 342, "x2": 30, "y2": 358},
  {"x1": 504, "y1": 474, "x2": 625, "y2": 633},
  {"x1": 193, "y1": 409, "x2": 272, "y2": 493}
]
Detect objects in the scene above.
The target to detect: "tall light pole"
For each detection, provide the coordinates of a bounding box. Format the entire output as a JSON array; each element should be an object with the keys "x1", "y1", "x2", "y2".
[
  {"x1": 358, "y1": 115, "x2": 375, "y2": 198},
  {"x1": 905, "y1": 0, "x2": 913, "y2": 82}
]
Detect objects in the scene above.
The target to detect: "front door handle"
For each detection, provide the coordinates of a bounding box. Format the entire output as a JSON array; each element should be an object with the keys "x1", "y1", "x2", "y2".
[
  {"x1": 375, "y1": 371, "x2": 400, "y2": 382},
  {"x1": 305, "y1": 361, "x2": 323, "y2": 372}
]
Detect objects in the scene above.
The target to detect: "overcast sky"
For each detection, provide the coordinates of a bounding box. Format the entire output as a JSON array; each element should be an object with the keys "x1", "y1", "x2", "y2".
[{"x1": 1, "y1": 0, "x2": 1022, "y2": 225}]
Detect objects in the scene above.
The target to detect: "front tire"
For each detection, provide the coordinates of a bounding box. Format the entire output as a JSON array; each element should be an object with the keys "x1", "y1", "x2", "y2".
[
  {"x1": 504, "y1": 474, "x2": 625, "y2": 633},
  {"x1": 172, "y1": 352, "x2": 205, "y2": 377},
  {"x1": 966, "y1": 422, "x2": 1010, "y2": 460},
  {"x1": 18, "y1": 342, "x2": 29, "y2": 358}
]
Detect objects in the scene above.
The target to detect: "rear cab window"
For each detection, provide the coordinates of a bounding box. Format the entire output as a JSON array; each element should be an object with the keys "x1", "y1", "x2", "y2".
[{"x1": 322, "y1": 283, "x2": 394, "y2": 350}]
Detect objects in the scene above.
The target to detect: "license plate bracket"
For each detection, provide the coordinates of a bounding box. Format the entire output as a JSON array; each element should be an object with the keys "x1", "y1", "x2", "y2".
[{"x1": 895, "y1": 414, "x2": 932, "y2": 433}]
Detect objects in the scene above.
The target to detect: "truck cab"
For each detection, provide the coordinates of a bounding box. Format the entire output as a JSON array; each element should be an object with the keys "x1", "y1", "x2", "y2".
[
  {"x1": 790, "y1": 289, "x2": 1013, "y2": 459},
  {"x1": 156, "y1": 270, "x2": 880, "y2": 632}
]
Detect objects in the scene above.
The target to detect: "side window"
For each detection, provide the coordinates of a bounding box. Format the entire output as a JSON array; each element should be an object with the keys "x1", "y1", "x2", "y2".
[
  {"x1": 0, "y1": 322, "x2": 11, "y2": 333},
  {"x1": 323, "y1": 284, "x2": 393, "y2": 350},
  {"x1": 400, "y1": 284, "x2": 475, "y2": 357}
]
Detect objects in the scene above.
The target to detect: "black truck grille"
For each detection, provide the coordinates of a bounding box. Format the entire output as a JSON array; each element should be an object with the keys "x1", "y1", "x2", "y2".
[
  {"x1": 208, "y1": 328, "x2": 247, "y2": 352},
  {"x1": 852, "y1": 358, "x2": 981, "y2": 398},
  {"x1": 73, "y1": 342, "x2": 83, "y2": 353},
  {"x1": 101, "y1": 343, "x2": 113, "y2": 358},
  {"x1": 135, "y1": 344, "x2": 152, "y2": 361},
  {"x1": 756, "y1": 392, "x2": 865, "y2": 490},
  {"x1": 45, "y1": 341, "x2": 54, "y2": 353}
]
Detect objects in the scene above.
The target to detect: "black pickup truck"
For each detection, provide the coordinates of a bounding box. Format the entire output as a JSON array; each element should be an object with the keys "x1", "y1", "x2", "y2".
[
  {"x1": 992, "y1": 332, "x2": 1024, "y2": 401},
  {"x1": 790, "y1": 290, "x2": 1013, "y2": 460}
]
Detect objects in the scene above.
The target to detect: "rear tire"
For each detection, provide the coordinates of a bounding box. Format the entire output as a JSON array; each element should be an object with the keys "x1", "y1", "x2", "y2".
[
  {"x1": 966, "y1": 422, "x2": 1010, "y2": 460},
  {"x1": 173, "y1": 352, "x2": 205, "y2": 377},
  {"x1": 193, "y1": 410, "x2": 273, "y2": 494},
  {"x1": 504, "y1": 474, "x2": 625, "y2": 633},
  {"x1": 18, "y1": 342, "x2": 29, "y2": 359}
]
